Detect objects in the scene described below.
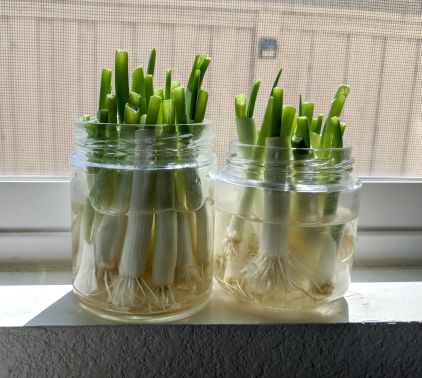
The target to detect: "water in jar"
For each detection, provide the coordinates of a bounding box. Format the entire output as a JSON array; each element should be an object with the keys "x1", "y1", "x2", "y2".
[
  {"x1": 71, "y1": 168, "x2": 213, "y2": 319},
  {"x1": 214, "y1": 198, "x2": 358, "y2": 310}
]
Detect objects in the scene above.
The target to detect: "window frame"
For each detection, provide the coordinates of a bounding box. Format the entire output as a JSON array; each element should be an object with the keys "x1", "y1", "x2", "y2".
[
  {"x1": 1, "y1": 2, "x2": 422, "y2": 265},
  {"x1": 0, "y1": 177, "x2": 421, "y2": 265}
]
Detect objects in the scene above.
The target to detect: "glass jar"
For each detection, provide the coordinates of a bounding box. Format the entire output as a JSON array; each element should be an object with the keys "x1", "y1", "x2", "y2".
[
  {"x1": 71, "y1": 119, "x2": 216, "y2": 321},
  {"x1": 214, "y1": 139, "x2": 361, "y2": 310}
]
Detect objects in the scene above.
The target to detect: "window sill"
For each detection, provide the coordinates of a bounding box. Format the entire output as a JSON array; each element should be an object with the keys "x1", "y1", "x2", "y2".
[
  {"x1": 0, "y1": 266, "x2": 421, "y2": 326},
  {"x1": 1, "y1": 259, "x2": 421, "y2": 376}
]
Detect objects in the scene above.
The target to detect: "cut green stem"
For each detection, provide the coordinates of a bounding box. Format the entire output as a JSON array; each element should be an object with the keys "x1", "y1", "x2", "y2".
[
  {"x1": 147, "y1": 48, "x2": 156, "y2": 76},
  {"x1": 115, "y1": 50, "x2": 129, "y2": 123},
  {"x1": 247, "y1": 80, "x2": 261, "y2": 118},
  {"x1": 98, "y1": 69, "x2": 112, "y2": 111},
  {"x1": 132, "y1": 66, "x2": 145, "y2": 96}
]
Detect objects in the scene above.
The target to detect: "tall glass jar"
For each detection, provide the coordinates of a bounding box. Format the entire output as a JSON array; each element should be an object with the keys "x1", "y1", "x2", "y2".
[
  {"x1": 214, "y1": 140, "x2": 361, "y2": 310},
  {"x1": 71, "y1": 119, "x2": 216, "y2": 321}
]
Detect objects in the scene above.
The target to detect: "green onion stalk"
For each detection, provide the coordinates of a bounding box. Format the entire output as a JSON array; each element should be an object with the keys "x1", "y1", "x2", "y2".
[
  {"x1": 289, "y1": 97, "x2": 320, "y2": 226},
  {"x1": 241, "y1": 87, "x2": 313, "y2": 295},
  {"x1": 75, "y1": 49, "x2": 154, "y2": 301},
  {"x1": 152, "y1": 95, "x2": 179, "y2": 305},
  {"x1": 220, "y1": 75, "x2": 277, "y2": 285},
  {"x1": 108, "y1": 49, "x2": 161, "y2": 306},
  {"x1": 173, "y1": 54, "x2": 213, "y2": 281},
  {"x1": 310, "y1": 86, "x2": 350, "y2": 296},
  {"x1": 166, "y1": 73, "x2": 202, "y2": 292},
  {"x1": 287, "y1": 88, "x2": 350, "y2": 298},
  {"x1": 93, "y1": 51, "x2": 134, "y2": 289},
  {"x1": 74, "y1": 67, "x2": 114, "y2": 294},
  {"x1": 110, "y1": 96, "x2": 160, "y2": 307}
]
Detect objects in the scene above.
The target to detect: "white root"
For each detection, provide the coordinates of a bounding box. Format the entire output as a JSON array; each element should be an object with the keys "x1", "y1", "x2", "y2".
[
  {"x1": 154, "y1": 286, "x2": 176, "y2": 310},
  {"x1": 242, "y1": 252, "x2": 320, "y2": 298},
  {"x1": 109, "y1": 276, "x2": 144, "y2": 307},
  {"x1": 223, "y1": 221, "x2": 257, "y2": 282}
]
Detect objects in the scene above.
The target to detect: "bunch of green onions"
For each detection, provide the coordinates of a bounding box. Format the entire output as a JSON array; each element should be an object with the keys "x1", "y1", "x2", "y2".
[
  {"x1": 220, "y1": 70, "x2": 350, "y2": 299},
  {"x1": 74, "y1": 49, "x2": 212, "y2": 309}
]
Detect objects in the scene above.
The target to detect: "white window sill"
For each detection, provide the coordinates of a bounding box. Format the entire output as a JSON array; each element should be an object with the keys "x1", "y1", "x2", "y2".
[{"x1": 0, "y1": 266, "x2": 421, "y2": 327}]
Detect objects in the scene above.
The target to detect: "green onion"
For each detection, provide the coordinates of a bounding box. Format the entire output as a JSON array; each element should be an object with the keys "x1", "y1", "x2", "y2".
[
  {"x1": 105, "y1": 94, "x2": 117, "y2": 127},
  {"x1": 132, "y1": 66, "x2": 145, "y2": 96},
  {"x1": 198, "y1": 55, "x2": 211, "y2": 87},
  {"x1": 312, "y1": 114, "x2": 346, "y2": 296},
  {"x1": 247, "y1": 80, "x2": 260, "y2": 118},
  {"x1": 98, "y1": 69, "x2": 112, "y2": 111},
  {"x1": 189, "y1": 69, "x2": 200, "y2": 121},
  {"x1": 115, "y1": 50, "x2": 129, "y2": 123},
  {"x1": 270, "y1": 88, "x2": 283, "y2": 137},
  {"x1": 235, "y1": 80, "x2": 260, "y2": 146},
  {"x1": 153, "y1": 136, "x2": 177, "y2": 299},
  {"x1": 147, "y1": 48, "x2": 156, "y2": 76},
  {"x1": 301, "y1": 102, "x2": 314, "y2": 130},
  {"x1": 173, "y1": 86, "x2": 188, "y2": 126},
  {"x1": 75, "y1": 70, "x2": 115, "y2": 293},
  {"x1": 235, "y1": 94, "x2": 247, "y2": 118},
  {"x1": 241, "y1": 85, "x2": 294, "y2": 293},
  {"x1": 154, "y1": 88, "x2": 164, "y2": 100},
  {"x1": 171, "y1": 80, "x2": 180, "y2": 92},
  {"x1": 221, "y1": 81, "x2": 274, "y2": 264},
  {"x1": 271, "y1": 68, "x2": 282, "y2": 96},
  {"x1": 242, "y1": 137, "x2": 292, "y2": 293},
  {"x1": 113, "y1": 127, "x2": 155, "y2": 306},
  {"x1": 165, "y1": 69, "x2": 172, "y2": 100},
  {"x1": 281, "y1": 105, "x2": 296, "y2": 139},
  {"x1": 144, "y1": 74, "x2": 154, "y2": 109},
  {"x1": 128, "y1": 91, "x2": 141, "y2": 108},
  {"x1": 94, "y1": 100, "x2": 141, "y2": 285},
  {"x1": 194, "y1": 89, "x2": 208, "y2": 123}
]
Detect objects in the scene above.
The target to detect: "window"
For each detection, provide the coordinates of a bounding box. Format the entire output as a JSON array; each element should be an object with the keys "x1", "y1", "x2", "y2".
[{"x1": 1, "y1": 0, "x2": 421, "y2": 264}]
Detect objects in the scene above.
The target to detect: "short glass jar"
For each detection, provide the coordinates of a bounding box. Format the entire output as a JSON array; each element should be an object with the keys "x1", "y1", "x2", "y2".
[
  {"x1": 71, "y1": 119, "x2": 216, "y2": 321},
  {"x1": 214, "y1": 140, "x2": 361, "y2": 310}
]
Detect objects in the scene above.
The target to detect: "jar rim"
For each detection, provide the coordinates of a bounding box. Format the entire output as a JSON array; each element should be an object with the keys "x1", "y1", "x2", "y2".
[
  {"x1": 76, "y1": 117, "x2": 212, "y2": 129},
  {"x1": 230, "y1": 139, "x2": 352, "y2": 153},
  {"x1": 72, "y1": 117, "x2": 215, "y2": 170}
]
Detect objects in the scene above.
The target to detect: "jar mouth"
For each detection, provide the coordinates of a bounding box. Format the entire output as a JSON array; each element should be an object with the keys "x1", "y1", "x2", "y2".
[
  {"x1": 76, "y1": 117, "x2": 212, "y2": 129},
  {"x1": 72, "y1": 118, "x2": 215, "y2": 170},
  {"x1": 231, "y1": 140, "x2": 352, "y2": 154},
  {"x1": 219, "y1": 139, "x2": 358, "y2": 192}
]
